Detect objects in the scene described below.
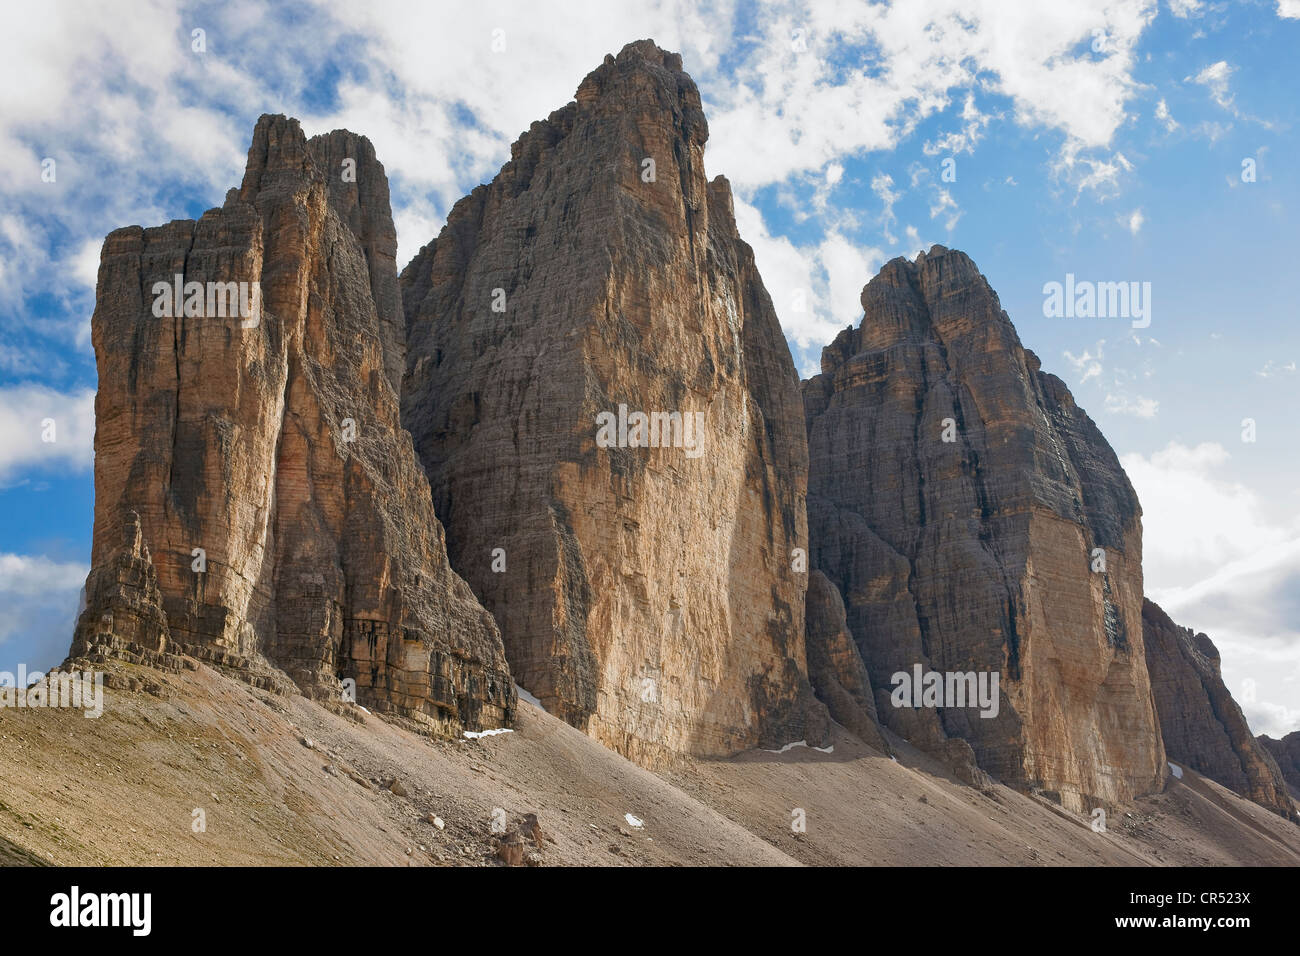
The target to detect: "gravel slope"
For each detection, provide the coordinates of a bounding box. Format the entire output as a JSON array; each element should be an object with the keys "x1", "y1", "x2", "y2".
[{"x1": 1, "y1": 659, "x2": 1296, "y2": 866}]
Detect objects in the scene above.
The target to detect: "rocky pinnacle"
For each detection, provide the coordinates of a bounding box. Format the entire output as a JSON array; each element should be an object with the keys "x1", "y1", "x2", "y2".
[
  {"x1": 70, "y1": 114, "x2": 514, "y2": 733},
  {"x1": 803, "y1": 245, "x2": 1165, "y2": 811},
  {"x1": 401, "y1": 40, "x2": 828, "y2": 765}
]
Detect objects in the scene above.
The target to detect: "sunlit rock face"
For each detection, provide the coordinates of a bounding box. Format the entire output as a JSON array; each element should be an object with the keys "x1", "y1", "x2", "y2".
[
  {"x1": 803, "y1": 245, "x2": 1165, "y2": 811},
  {"x1": 71, "y1": 114, "x2": 515, "y2": 734},
  {"x1": 401, "y1": 41, "x2": 827, "y2": 766}
]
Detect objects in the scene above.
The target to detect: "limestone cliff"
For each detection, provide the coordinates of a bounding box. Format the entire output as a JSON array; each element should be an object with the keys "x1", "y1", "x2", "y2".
[
  {"x1": 1258, "y1": 732, "x2": 1300, "y2": 799},
  {"x1": 804, "y1": 570, "x2": 890, "y2": 755},
  {"x1": 69, "y1": 114, "x2": 515, "y2": 733},
  {"x1": 1143, "y1": 600, "x2": 1295, "y2": 819},
  {"x1": 803, "y1": 246, "x2": 1165, "y2": 810},
  {"x1": 401, "y1": 41, "x2": 826, "y2": 765}
]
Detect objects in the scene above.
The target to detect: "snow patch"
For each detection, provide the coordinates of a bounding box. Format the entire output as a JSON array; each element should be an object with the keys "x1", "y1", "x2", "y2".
[
  {"x1": 464, "y1": 728, "x2": 514, "y2": 739},
  {"x1": 761, "y1": 739, "x2": 833, "y2": 754},
  {"x1": 1168, "y1": 761, "x2": 1183, "y2": 780},
  {"x1": 763, "y1": 740, "x2": 807, "y2": 754},
  {"x1": 515, "y1": 683, "x2": 543, "y2": 708},
  {"x1": 625, "y1": 813, "x2": 644, "y2": 828}
]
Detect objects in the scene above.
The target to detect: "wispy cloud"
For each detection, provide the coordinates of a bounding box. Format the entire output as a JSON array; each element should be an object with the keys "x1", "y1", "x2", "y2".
[
  {"x1": 1064, "y1": 341, "x2": 1106, "y2": 384},
  {"x1": 1256, "y1": 359, "x2": 1296, "y2": 378},
  {"x1": 1188, "y1": 60, "x2": 1236, "y2": 112},
  {"x1": 0, "y1": 385, "x2": 94, "y2": 483},
  {"x1": 1103, "y1": 392, "x2": 1159, "y2": 418}
]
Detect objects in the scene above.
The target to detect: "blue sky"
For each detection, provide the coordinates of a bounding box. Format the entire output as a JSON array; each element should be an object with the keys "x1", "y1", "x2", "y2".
[{"x1": 1, "y1": 0, "x2": 1297, "y2": 735}]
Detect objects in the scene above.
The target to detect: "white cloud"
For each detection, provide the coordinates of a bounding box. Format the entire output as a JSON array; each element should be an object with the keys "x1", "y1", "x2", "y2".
[
  {"x1": 68, "y1": 237, "x2": 102, "y2": 295},
  {"x1": 1278, "y1": 0, "x2": 1300, "y2": 19},
  {"x1": 929, "y1": 188, "x2": 961, "y2": 231},
  {"x1": 1064, "y1": 342, "x2": 1105, "y2": 383},
  {"x1": 1122, "y1": 442, "x2": 1291, "y2": 591},
  {"x1": 1126, "y1": 207, "x2": 1144, "y2": 234},
  {"x1": 0, "y1": 343, "x2": 66, "y2": 379},
  {"x1": 1129, "y1": 441, "x2": 1300, "y2": 737},
  {"x1": 1168, "y1": 0, "x2": 1204, "y2": 18},
  {"x1": 0, "y1": 553, "x2": 89, "y2": 598},
  {"x1": 0, "y1": 553, "x2": 88, "y2": 672},
  {"x1": 1103, "y1": 392, "x2": 1158, "y2": 417},
  {"x1": 819, "y1": 233, "x2": 880, "y2": 329},
  {"x1": 1256, "y1": 359, "x2": 1296, "y2": 378},
  {"x1": 1151, "y1": 536, "x2": 1300, "y2": 737},
  {"x1": 732, "y1": 195, "x2": 883, "y2": 356},
  {"x1": 922, "y1": 93, "x2": 994, "y2": 156},
  {"x1": 871, "y1": 173, "x2": 901, "y2": 244},
  {"x1": 0, "y1": 385, "x2": 95, "y2": 483},
  {"x1": 1240, "y1": 692, "x2": 1300, "y2": 739},
  {"x1": 1188, "y1": 60, "x2": 1236, "y2": 111},
  {"x1": 1053, "y1": 143, "x2": 1135, "y2": 200},
  {"x1": 1154, "y1": 97, "x2": 1179, "y2": 132},
  {"x1": 706, "y1": 0, "x2": 1157, "y2": 194}
]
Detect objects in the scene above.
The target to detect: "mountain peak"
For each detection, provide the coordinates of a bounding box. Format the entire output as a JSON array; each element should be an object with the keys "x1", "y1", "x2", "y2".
[{"x1": 399, "y1": 41, "x2": 824, "y2": 767}]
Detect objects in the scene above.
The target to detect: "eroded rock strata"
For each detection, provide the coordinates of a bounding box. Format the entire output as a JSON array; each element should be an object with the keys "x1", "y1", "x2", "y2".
[
  {"x1": 1258, "y1": 732, "x2": 1300, "y2": 798},
  {"x1": 70, "y1": 114, "x2": 514, "y2": 733},
  {"x1": 1143, "y1": 600, "x2": 1295, "y2": 819},
  {"x1": 401, "y1": 41, "x2": 826, "y2": 765},
  {"x1": 803, "y1": 246, "x2": 1165, "y2": 810},
  {"x1": 59, "y1": 38, "x2": 1289, "y2": 820}
]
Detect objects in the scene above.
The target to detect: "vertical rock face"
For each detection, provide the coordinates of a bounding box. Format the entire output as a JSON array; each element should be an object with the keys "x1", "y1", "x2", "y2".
[
  {"x1": 70, "y1": 511, "x2": 173, "y2": 670},
  {"x1": 1258, "y1": 732, "x2": 1300, "y2": 798},
  {"x1": 803, "y1": 246, "x2": 1165, "y2": 810},
  {"x1": 70, "y1": 114, "x2": 514, "y2": 733},
  {"x1": 804, "y1": 570, "x2": 889, "y2": 754},
  {"x1": 401, "y1": 41, "x2": 825, "y2": 765},
  {"x1": 1143, "y1": 600, "x2": 1295, "y2": 819}
]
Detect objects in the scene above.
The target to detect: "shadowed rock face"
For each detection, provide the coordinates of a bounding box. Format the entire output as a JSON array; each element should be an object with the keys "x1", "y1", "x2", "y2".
[
  {"x1": 804, "y1": 570, "x2": 890, "y2": 755},
  {"x1": 69, "y1": 114, "x2": 514, "y2": 733},
  {"x1": 803, "y1": 245, "x2": 1165, "y2": 811},
  {"x1": 1258, "y1": 732, "x2": 1300, "y2": 798},
  {"x1": 401, "y1": 40, "x2": 826, "y2": 766},
  {"x1": 1143, "y1": 600, "x2": 1296, "y2": 820}
]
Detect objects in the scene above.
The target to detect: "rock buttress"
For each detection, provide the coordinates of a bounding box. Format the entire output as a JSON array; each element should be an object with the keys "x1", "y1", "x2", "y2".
[
  {"x1": 70, "y1": 114, "x2": 514, "y2": 733},
  {"x1": 1258, "y1": 732, "x2": 1300, "y2": 799},
  {"x1": 401, "y1": 41, "x2": 826, "y2": 765},
  {"x1": 803, "y1": 245, "x2": 1164, "y2": 810},
  {"x1": 1143, "y1": 599, "x2": 1296, "y2": 820}
]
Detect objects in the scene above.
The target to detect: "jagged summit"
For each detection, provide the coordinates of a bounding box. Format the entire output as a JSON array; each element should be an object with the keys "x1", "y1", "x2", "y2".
[
  {"x1": 1143, "y1": 599, "x2": 1295, "y2": 820},
  {"x1": 804, "y1": 244, "x2": 1163, "y2": 810},
  {"x1": 800, "y1": 244, "x2": 1293, "y2": 821},
  {"x1": 69, "y1": 112, "x2": 514, "y2": 733},
  {"x1": 55, "y1": 42, "x2": 1294, "y2": 837},
  {"x1": 400, "y1": 42, "x2": 826, "y2": 767}
]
